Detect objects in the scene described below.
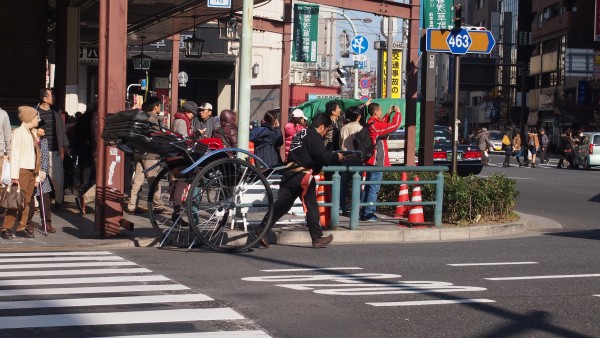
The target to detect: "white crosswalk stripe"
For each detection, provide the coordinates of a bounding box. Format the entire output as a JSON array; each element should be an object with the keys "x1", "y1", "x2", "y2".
[{"x1": 0, "y1": 251, "x2": 270, "y2": 337}]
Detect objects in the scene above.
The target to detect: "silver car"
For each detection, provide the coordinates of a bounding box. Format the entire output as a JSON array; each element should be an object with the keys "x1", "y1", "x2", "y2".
[
  {"x1": 487, "y1": 130, "x2": 504, "y2": 153},
  {"x1": 388, "y1": 129, "x2": 405, "y2": 165},
  {"x1": 574, "y1": 132, "x2": 600, "y2": 169}
]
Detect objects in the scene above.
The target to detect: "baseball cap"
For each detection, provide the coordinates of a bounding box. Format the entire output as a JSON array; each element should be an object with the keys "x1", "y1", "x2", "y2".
[
  {"x1": 291, "y1": 109, "x2": 307, "y2": 120},
  {"x1": 199, "y1": 102, "x2": 213, "y2": 111},
  {"x1": 182, "y1": 100, "x2": 198, "y2": 113}
]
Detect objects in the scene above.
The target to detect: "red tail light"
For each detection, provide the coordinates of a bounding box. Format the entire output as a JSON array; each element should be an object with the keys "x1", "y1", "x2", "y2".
[
  {"x1": 433, "y1": 151, "x2": 447, "y2": 160},
  {"x1": 590, "y1": 143, "x2": 594, "y2": 155},
  {"x1": 463, "y1": 150, "x2": 482, "y2": 160}
]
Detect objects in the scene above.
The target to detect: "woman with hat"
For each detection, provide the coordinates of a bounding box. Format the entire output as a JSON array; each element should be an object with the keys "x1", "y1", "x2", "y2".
[
  {"x1": 1, "y1": 106, "x2": 41, "y2": 240},
  {"x1": 284, "y1": 109, "x2": 307, "y2": 161}
]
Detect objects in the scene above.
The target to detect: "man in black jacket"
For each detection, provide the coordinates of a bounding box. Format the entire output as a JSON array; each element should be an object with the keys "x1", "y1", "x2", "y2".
[{"x1": 261, "y1": 114, "x2": 343, "y2": 248}]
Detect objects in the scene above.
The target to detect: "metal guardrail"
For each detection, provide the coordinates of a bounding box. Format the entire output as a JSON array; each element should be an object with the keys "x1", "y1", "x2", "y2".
[{"x1": 320, "y1": 165, "x2": 448, "y2": 230}]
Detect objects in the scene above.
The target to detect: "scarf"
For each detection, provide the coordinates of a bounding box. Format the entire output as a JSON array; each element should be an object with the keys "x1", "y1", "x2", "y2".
[{"x1": 173, "y1": 112, "x2": 192, "y2": 136}]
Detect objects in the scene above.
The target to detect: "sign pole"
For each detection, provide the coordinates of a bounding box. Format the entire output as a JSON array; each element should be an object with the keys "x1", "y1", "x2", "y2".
[
  {"x1": 386, "y1": 16, "x2": 393, "y2": 98},
  {"x1": 451, "y1": 4, "x2": 462, "y2": 175}
]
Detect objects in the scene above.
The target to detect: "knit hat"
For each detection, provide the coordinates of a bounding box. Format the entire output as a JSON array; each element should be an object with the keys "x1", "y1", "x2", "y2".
[
  {"x1": 181, "y1": 100, "x2": 198, "y2": 113},
  {"x1": 18, "y1": 106, "x2": 38, "y2": 123}
]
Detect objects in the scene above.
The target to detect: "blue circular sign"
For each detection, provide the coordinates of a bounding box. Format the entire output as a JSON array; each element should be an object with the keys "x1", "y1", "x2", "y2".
[
  {"x1": 446, "y1": 29, "x2": 471, "y2": 55},
  {"x1": 360, "y1": 78, "x2": 371, "y2": 89},
  {"x1": 350, "y1": 35, "x2": 369, "y2": 55}
]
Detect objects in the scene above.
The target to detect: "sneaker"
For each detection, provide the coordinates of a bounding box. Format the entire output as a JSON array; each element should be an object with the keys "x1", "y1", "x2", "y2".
[
  {"x1": 360, "y1": 215, "x2": 379, "y2": 222},
  {"x1": 312, "y1": 234, "x2": 333, "y2": 248},
  {"x1": 0, "y1": 229, "x2": 12, "y2": 240},
  {"x1": 75, "y1": 196, "x2": 86, "y2": 215}
]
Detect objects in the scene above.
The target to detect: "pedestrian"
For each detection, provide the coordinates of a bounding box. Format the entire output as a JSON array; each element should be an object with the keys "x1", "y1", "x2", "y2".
[
  {"x1": 36, "y1": 88, "x2": 70, "y2": 211},
  {"x1": 27, "y1": 125, "x2": 55, "y2": 233},
  {"x1": 126, "y1": 97, "x2": 164, "y2": 214},
  {"x1": 192, "y1": 102, "x2": 219, "y2": 139},
  {"x1": 0, "y1": 106, "x2": 41, "y2": 240},
  {"x1": 323, "y1": 100, "x2": 343, "y2": 152},
  {"x1": 338, "y1": 106, "x2": 364, "y2": 215},
  {"x1": 360, "y1": 103, "x2": 402, "y2": 222},
  {"x1": 284, "y1": 109, "x2": 307, "y2": 161},
  {"x1": 257, "y1": 113, "x2": 344, "y2": 248},
  {"x1": 213, "y1": 109, "x2": 238, "y2": 148},
  {"x1": 526, "y1": 128, "x2": 540, "y2": 168},
  {"x1": 249, "y1": 111, "x2": 283, "y2": 167},
  {"x1": 539, "y1": 128, "x2": 550, "y2": 164},
  {"x1": 557, "y1": 130, "x2": 575, "y2": 169},
  {"x1": 502, "y1": 126, "x2": 514, "y2": 167},
  {"x1": 75, "y1": 109, "x2": 98, "y2": 215},
  {"x1": 476, "y1": 128, "x2": 494, "y2": 165},
  {"x1": 512, "y1": 130, "x2": 524, "y2": 167},
  {"x1": 172, "y1": 101, "x2": 198, "y2": 137},
  {"x1": 0, "y1": 107, "x2": 11, "y2": 190}
]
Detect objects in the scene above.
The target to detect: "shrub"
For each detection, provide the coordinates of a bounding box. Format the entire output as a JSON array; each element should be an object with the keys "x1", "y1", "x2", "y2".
[{"x1": 377, "y1": 172, "x2": 519, "y2": 226}]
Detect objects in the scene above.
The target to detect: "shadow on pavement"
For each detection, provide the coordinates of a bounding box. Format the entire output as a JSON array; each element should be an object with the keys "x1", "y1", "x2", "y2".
[{"x1": 544, "y1": 229, "x2": 600, "y2": 241}]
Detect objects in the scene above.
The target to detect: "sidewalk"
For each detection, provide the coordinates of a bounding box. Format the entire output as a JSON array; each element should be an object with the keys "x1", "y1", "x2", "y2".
[{"x1": 0, "y1": 194, "x2": 562, "y2": 251}]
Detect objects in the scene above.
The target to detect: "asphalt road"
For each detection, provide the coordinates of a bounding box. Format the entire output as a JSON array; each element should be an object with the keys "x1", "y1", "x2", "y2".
[
  {"x1": 487, "y1": 153, "x2": 600, "y2": 231},
  {"x1": 113, "y1": 233, "x2": 600, "y2": 338}
]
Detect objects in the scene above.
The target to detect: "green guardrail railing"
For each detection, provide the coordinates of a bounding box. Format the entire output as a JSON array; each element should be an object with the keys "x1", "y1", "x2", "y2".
[{"x1": 320, "y1": 165, "x2": 448, "y2": 230}]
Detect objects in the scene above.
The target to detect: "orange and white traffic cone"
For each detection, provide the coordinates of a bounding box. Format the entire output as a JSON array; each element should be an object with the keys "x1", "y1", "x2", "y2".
[
  {"x1": 248, "y1": 141, "x2": 255, "y2": 165},
  {"x1": 394, "y1": 172, "x2": 410, "y2": 219},
  {"x1": 315, "y1": 174, "x2": 329, "y2": 228},
  {"x1": 408, "y1": 176, "x2": 425, "y2": 224}
]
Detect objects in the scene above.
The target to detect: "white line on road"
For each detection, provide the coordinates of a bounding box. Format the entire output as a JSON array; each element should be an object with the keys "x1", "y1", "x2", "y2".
[
  {"x1": 261, "y1": 267, "x2": 363, "y2": 272},
  {"x1": 367, "y1": 299, "x2": 496, "y2": 306},
  {"x1": 0, "y1": 261, "x2": 137, "y2": 269},
  {"x1": 0, "y1": 284, "x2": 189, "y2": 297},
  {"x1": 486, "y1": 273, "x2": 600, "y2": 281},
  {"x1": 0, "y1": 251, "x2": 113, "y2": 257},
  {"x1": 0, "y1": 294, "x2": 214, "y2": 310},
  {"x1": 0, "y1": 256, "x2": 125, "y2": 263},
  {"x1": 0, "y1": 268, "x2": 152, "y2": 278},
  {"x1": 0, "y1": 308, "x2": 244, "y2": 329},
  {"x1": 448, "y1": 262, "x2": 538, "y2": 267},
  {"x1": 0, "y1": 275, "x2": 170, "y2": 286},
  {"x1": 89, "y1": 330, "x2": 271, "y2": 338}
]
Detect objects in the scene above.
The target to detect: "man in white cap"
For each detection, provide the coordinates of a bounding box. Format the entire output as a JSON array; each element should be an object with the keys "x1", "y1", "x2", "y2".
[{"x1": 192, "y1": 102, "x2": 219, "y2": 139}]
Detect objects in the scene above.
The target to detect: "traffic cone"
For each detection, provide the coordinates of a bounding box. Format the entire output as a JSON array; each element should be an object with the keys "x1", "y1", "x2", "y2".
[
  {"x1": 315, "y1": 174, "x2": 330, "y2": 228},
  {"x1": 248, "y1": 141, "x2": 255, "y2": 165},
  {"x1": 394, "y1": 172, "x2": 410, "y2": 219},
  {"x1": 408, "y1": 176, "x2": 425, "y2": 224}
]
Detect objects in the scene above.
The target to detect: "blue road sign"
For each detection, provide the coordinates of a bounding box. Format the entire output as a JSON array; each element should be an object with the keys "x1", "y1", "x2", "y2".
[
  {"x1": 446, "y1": 29, "x2": 471, "y2": 55},
  {"x1": 351, "y1": 35, "x2": 369, "y2": 55},
  {"x1": 360, "y1": 78, "x2": 371, "y2": 89},
  {"x1": 354, "y1": 61, "x2": 366, "y2": 69}
]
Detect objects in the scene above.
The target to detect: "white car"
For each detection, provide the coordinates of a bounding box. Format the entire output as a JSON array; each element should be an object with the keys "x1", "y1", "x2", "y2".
[
  {"x1": 574, "y1": 132, "x2": 600, "y2": 169},
  {"x1": 487, "y1": 130, "x2": 504, "y2": 153},
  {"x1": 387, "y1": 129, "x2": 405, "y2": 165}
]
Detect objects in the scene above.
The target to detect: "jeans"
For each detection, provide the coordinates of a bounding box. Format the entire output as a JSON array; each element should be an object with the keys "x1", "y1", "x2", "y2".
[{"x1": 360, "y1": 171, "x2": 382, "y2": 218}]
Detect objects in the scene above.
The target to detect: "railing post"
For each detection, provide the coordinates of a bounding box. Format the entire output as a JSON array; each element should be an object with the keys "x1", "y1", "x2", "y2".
[
  {"x1": 434, "y1": 170, "x2": 444, "y2": 227},
  {"x1": 350, "y1": 169, "x2": 361, "y2": 230},
  {"x1": 330, "y1": 170, "x2": 341, "y2": 229}
]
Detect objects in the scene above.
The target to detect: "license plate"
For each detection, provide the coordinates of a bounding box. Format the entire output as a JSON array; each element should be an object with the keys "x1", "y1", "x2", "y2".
[
  {"x1": 446, "y1": 152, "x2": 462, "y2": 161},
  {"x1": 495, "y1": 146, "x2": 502, "y2": 150}
]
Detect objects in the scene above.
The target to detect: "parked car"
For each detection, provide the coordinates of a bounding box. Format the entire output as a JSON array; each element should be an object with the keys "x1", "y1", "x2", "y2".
[
  {"x1": 388, "y1": 126, "x2": 483, "y2": 176},
  {"x1": 487, "y1": 130, "x2": 504, "y2": 153},
  {"x1": 573, "y1": 132, "x2": 600, "y2": 169},
  {"x1": 388, "y1": 128, "x2": 405, "y2": 165}
]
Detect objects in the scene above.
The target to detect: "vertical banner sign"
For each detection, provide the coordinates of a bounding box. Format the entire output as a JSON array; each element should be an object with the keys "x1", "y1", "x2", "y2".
[
  {"x1": 577, "y1": 80, "x2": 587, "y2": 105},
  {"x1": 423, "y1": 0, "x2": 455, "y2": 30},
  {"x1": 596, "y1": 0, "x2": 600, "y2": 41},
  {"x1": 292, "y1": 4, "x2": 319, "y2": 62},
  {"x1": 380, "y1": 50, "x2": 402, "y2": 98}
]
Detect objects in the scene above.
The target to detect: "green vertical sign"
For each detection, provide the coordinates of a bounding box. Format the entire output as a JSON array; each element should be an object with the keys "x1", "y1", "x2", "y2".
[
  {"x1": 292, "y1": 4, "x2": 319, "y2": 63},
  {"x1": 423, "y1": 0, "x2": 455, "y2": 29}
]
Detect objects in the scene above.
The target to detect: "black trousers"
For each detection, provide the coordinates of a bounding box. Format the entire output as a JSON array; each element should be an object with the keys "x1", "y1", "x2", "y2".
[{"x1": 271, "y1": 171, "x2": 323, "y2": 239}]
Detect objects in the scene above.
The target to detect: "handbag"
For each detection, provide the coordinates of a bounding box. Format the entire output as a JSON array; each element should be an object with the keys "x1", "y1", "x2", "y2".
[{"x1": 0, "y1": 184, "x2": 26, "y2": 211}]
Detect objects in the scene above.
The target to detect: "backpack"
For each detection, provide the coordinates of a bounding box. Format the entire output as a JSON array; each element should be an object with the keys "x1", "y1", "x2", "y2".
[
  {"x1": 502, "y1": 134, "x2": 511, "y2": 145},
  {"x1": 352, "y1": 123, "x2": 375, "y2": 161}
]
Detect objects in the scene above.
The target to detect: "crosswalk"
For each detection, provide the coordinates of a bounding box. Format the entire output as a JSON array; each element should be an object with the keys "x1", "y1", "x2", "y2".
[{"x1": 0, "y1": 251, "x2": 270, "y2": 337}]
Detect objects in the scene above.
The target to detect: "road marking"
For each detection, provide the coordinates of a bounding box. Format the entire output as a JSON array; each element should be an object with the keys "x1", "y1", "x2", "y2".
[
  {"x1": 0, "y1": 308, "x2": 244, "y2": 329},
  {"x1": 0, "y1": 268, "x2": 152, "y2": 277},
  {"x1": 90, "y1": 331, "x2": 271, "y2": 338},
  {"x1": 448, "y1": 262, "x2": 538, "y2": 266},
  {"x1": 0, "y1": 251, "x2": 113, "y2": 257},
  {"x1": 0, "y1": 294, "x2": 214, "y2": 310},
  {"x1": 0, "y1": 256, "x2": 125, "y2": 263},
  {"x1": 486, "y1": 273, "x2": 600, "y2": 281},
  {"x1": 261, "y1": 267, "x2": 363, "y2": 272},
  {"x1": 0, "y1": 261, "x2": 137, "y2": 269},
  {"x1": 366, "y1": 299, "x2": 495, "y2": 306},
  {"x1": 0, "y1": 275, "x2": 170, "y2": 286},
  {"x1": 0, "y1": 284, "x2": 189, "y2": 297}
]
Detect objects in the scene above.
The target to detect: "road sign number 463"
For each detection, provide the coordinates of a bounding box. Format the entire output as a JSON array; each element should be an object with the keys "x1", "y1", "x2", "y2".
[{"x1": 446, "y1": 30, "x2": 471, "y2": 54}]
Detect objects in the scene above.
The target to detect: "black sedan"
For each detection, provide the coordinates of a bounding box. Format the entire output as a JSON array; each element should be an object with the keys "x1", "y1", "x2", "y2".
[{"x1": 432, "y1": 125, "x2": 483, "y2": 176}]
